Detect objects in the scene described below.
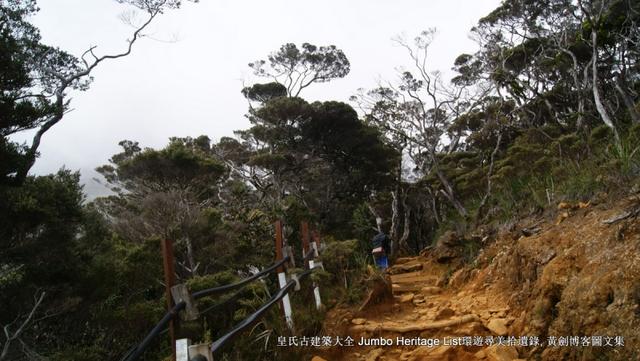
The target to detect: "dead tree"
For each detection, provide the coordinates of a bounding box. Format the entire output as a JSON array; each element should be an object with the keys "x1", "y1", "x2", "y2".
[{"x1": 1, "y1": 291, "x2": 45, "y2": 361}]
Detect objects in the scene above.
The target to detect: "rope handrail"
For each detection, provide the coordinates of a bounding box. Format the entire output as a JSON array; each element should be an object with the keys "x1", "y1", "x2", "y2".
[
  {"x1": 210, "y1": 267, "x2": 317, "y2": 353},
  {"x1": 193, "y1": 256, "x2": 290, "y2": 299}
]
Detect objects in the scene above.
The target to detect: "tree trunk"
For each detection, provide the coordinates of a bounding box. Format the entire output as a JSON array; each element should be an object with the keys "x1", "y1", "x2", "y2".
[
  {"x1": 476, "y1": 132, "x2": 502, "y2": 225},
  {"x1": 560, "y1": 47, "x2": 586, "y2": 128},
  {"x1": 426, "y1": 187, "x2": 441, "y2": 225},
  {"x1": 435, "y1": 167, "x2": 468, "y2": 218},
  {"x1": 614, "y1": 74, "x2": 640, "y2": 124},
  {"x1": 591, "y1": 30, "x2": 621, "y2": 146},
  {"x1": 389, "y1": 190, "x2": 400, "y2": 257},
  {"x1": 399, "y1": 194, "x2": 411, "y2": 254},
  {"x1": 185, "y1": 237, "x2": 197, "y2": 276},
  {"x1": 367, "y1": 203, "x2": 383, "y2": 233}
]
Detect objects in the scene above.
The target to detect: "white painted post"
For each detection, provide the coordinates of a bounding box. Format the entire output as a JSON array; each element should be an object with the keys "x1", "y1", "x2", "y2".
[
  {"x1": 275, "y1": 220, "x2": 294, "y2": 330},
  {"x1": 278, "y1": 272, "x2": 294, "y2": 329},
  {"x1": 302, "y1": 222, "x2": 322, "y2": 310},
  {"x1": 176, "y1": 339, "x2": 191, "y2": 361},
  {"x1": 309, "y1": 241, "x2": 322, "y2": 310}
]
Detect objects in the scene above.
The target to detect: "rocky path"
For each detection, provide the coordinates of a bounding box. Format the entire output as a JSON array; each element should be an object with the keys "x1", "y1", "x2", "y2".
[{"x1": 315, "y1": 256, "x2": 525, "y2": 361}]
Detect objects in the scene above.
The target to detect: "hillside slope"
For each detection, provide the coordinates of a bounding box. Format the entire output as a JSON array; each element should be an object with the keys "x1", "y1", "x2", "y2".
[{"x1": 315, "y1": 195, "x2": 640, "y2": 361}]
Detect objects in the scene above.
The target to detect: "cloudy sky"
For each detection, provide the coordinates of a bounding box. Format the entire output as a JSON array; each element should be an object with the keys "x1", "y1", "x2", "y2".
[{"x1": 13, "y1": 0, "x2": 501, "y2": 197}]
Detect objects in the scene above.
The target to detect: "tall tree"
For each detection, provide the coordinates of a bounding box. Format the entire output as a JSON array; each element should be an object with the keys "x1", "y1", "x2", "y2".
[
  {"x1": 248, "y1": 43, "x2": 350, "y2": 97},
  {"x1": 96, "y1": 138, "x2": 227, "y2": 278},
  {"x1": 0, "y1": 0, "x2": 195, "y2": 184}
]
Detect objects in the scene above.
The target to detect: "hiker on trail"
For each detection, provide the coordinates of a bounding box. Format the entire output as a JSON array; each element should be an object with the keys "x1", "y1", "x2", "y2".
[{"x1": 371, "y1": 231, "x2": 391, "y2": 270}]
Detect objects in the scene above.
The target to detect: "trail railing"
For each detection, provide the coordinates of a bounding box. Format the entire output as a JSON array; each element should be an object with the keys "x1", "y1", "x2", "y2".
[{"x1": 120, "y1": 220, "x2": 324, "y2": 361}]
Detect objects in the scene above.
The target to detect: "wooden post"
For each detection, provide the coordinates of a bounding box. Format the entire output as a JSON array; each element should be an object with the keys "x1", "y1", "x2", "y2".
[
  {"x1": 275, "y1": 221, "x2": 294, "y2": 330},
  {"x1": 161, "y1": 239, "x2": 177, "y2": 361},
  {"x1": 171, "y1": 284, "x2": 199, "y2": 321},
  {"x1": 311, "y1": 228, "x2": 321, "y2": 249}
]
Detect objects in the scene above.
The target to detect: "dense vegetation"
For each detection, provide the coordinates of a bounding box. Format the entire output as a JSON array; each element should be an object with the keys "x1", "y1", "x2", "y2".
[{"x1": 1, "y1": 0, "x2": 639, "y2": 360}]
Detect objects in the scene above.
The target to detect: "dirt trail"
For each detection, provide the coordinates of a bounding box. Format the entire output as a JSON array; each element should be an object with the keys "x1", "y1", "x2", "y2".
[
  {"x1": 316, "y1": 256, "x2": 520, "y2": 361},
  {"x1": 315, "y1": 196, "x2": 640, "y2": 361}
]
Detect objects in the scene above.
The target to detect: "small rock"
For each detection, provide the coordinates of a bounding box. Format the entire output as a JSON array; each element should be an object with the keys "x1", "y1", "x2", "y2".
[
  {"x1": 351, "y1": 318, "x2": 367, "y2": 325},
  {"x1": 421, "y1": 286, "x2": 442, "y2": 295},
  {"x1": 311, "y1": 357, "x2": 328, "y2": 361},
  {"x1": 435, "y1": 307, "x2": 455, "y2": 320},
  {"x1": 555, "y1": 211, "x2": 569, "y2": 225},
  {"x1": 521, "y1": 226, "x2": 542, "y2": 237},
  {"x1": 485, "y1": 345, "x2": 518, "y2": 361},
  {"x1": 399, "y1": 293, "x2": 414, "y2": 303},
  {"x1": 474, "y1": 350, "x2": 486, "y2": 359},
  {"x1": 486, "y1": 318, "x2": 509, "y2": 336},
  {"x1": 365, "y1": 348, "x2": 384, "y2": 361}
]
